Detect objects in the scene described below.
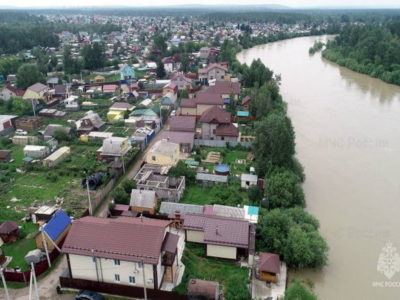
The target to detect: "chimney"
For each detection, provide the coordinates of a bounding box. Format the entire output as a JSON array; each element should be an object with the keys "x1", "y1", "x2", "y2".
[{"x1": 175, "y1": 210, "x2": 181, "y2": 221}]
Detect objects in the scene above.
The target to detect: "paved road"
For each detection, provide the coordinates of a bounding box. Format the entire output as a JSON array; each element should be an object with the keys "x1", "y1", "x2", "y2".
[{"x1": 0, "y1": 122, "x2": 168, "y2": 300}]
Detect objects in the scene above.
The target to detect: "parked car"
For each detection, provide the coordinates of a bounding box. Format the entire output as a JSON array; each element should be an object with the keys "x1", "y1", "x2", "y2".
[{"x1": 75, "y1": 290, "x2": 104, "y2": 300}]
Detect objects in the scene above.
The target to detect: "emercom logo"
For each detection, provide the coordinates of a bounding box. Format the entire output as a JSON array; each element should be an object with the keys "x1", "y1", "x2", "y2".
[{"x1": 377, "y1": 242, "x2": 400, "y2": 280}]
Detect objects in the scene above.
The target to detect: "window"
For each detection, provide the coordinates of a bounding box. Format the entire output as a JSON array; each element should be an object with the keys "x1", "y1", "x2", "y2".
[
  {"x1": 152, "y1": 156, "x2": 156, "y2": 161},
  {"x1": 113, "y1": 259, "x2": 120, "y2": 266},
  {"x1": 129, "y1": 276, "x2": 136, "y2": 285},
  {"x1": 114, "y1": 274, "x2": 120, "y2": 282},
  {"x1": 137, "y1": 262, "x2": 143, "y2": 269}
]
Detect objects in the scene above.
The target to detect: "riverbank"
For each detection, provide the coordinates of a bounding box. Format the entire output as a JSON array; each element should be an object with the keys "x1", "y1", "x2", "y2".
[{"x1": 237, "y1": 35, "x2": 400, "y2": 300}]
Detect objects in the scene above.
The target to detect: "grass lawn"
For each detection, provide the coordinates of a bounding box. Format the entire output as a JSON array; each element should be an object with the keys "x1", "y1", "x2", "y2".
[
  {"x1": 1, "y1": 222, "x2": 38, "y2": 270},
  {"x1": 174, "y1": 243, "x2": 250, "y2": 299}
]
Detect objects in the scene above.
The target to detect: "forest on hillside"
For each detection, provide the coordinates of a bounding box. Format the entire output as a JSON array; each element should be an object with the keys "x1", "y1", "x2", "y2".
[{"x1": 323, "y1": 22, "x2": 400, "y2": 85}]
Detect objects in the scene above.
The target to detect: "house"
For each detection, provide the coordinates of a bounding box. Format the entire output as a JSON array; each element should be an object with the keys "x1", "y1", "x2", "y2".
[
  {"x1": 107, "y1": 102, "x2": 134, "y2": 123},
  {"x1": 0, "y1": 115, "x2": 17, "y2": 135},
  {"x1": 183, "y1": 214, "x2": 250, "y2": 260},
  {"x1": 97, "y1": 137, "x2": 132, "y2": 160},
  {"x1": 119, "y1": 64, "x2": 136, "y2": 81},
  {"x1": 0, "y1": 85, "x2": 24, "y2": 101},
  {"x1": 179, "y1": 93, "x2": 224, "y2": 117},
  {"x1": 0, "y1": 150, "x2": 12, "y2": 162},
  {"x1": 43, "y1": 146, "x2": 71, "y2": 167},
  {"x1": 46, "y1": 77, "x2": 59, "y2": 88},
  {"x1": 201, "y1": 81, "x2": 241, "y2": 100},
  {"x1": 93, "y1": 75, "x2": 105, "y2": 83},
  {"x1": 170, "y1": 72, "x2": 192, "y2": 90},
  {"x1": 23, "y1": 145, "x2": 50, "y2": 159},
  {"x1": 199, "y1": 106, "x2": 238, "y2": 141},
  {"x1": 126, "y1": 109, "x2": 160, "y2": 129},
  {"x1": 199, "y1": 47, "x2": 211, "y2": 60},
  {"x1": 241, "y1": 95, "x2": 251, "y2": 111},
  {"x1": 103, "y1": 84, "x2": 118, "y2": 95},
  {"x1": 0, "y1": 221, "x2": 19, "y2": 243},
  {"x1": 256, "y1": 252, "x2": 281, "y2": 283},
  {"x1": 62, "y1": 216, "x2": 180, "y2": 290},
  {"x1": 198, "y1": 64, "x2": 228, "y2": 85},
  {"x1": 240, "y1": 174, "x2": 258, "y2": 189},
  {"x1": 134, "y1": 164, "x2": 186, "y2": 202},
  {"x1": 169, "y1": 116, "x2": 196, "y2": 132},
  {"x1": 130, "y1": 189, "x2": 157, "y2": 215},
  {"x1": 195, "y1": 173, "x2": 228, "y2": 187},
  {"x1": 53, "y1": 84, "x2": 69, "y2": 99},
  {"x1": 43, "y1": 124, "x2": 72, "y2": 140},
  {"x1": 146, "y1": 140, "x2": 180, "y2": 166},
  {"x1": 23, "y1": 82, "x2": 49, "y2": 101},
  {"x1": 15, "y1": 116, "x2": 41, "y2": 132},
  {"x1": 76, "y1": 111, "x2": 105, "y2": 134},
  {"x1": 162, "y1": 56, "x2": 181, "y2": 73},
  {"x1": 35, "y1": 210, "x2": 72, "y2": 251},
  {"x1": 162, "y1": 82, "x2": 178, "y2": 96},
  {"x1": 159, "y1": 131, "x2": 195, "y2": 153},
  {"x1": 188, "y1": 279, "x2": 221, "y2": 300}
]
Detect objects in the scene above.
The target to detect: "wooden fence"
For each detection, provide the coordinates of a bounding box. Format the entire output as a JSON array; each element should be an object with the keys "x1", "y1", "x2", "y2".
[
  {"x1": 194, "y1": 139, "x2": 252, "y2": 148},
  {"x1": 60, "y1": 276, "x2": 188, "y2": 300}
]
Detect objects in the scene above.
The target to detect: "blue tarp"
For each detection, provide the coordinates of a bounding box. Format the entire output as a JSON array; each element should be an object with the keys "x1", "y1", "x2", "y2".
[
  {"x1": 44, "y1": 210, "x2": 71, "y2": 241},
  {"x1": 237, "y1": 111, "x2": 250, "y2": 117}
]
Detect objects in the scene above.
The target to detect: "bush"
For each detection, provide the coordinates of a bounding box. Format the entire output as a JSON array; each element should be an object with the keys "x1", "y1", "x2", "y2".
[
  {"x1": 248, "y1": 185, "x2": 263, "y2": 205},
  {"x1": 122, "y1": 180, "x2": 136, "y2": 194},
  {"x1": 285, "y1": 280, "x2": 317, "y2": 300},
  {"x1": 112, "y1": 186, "x2": 129, "y2": 205}
]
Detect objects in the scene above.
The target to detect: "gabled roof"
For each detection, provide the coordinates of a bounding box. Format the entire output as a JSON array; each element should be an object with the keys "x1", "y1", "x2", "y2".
[
  {"x1": 27, "y1": 83, "x2": 47, "y2": 93},
  {"x1": 159, "y1": 131, "x2": 195, "y2": 145},
  {"x1": 2, "y1": 85, "x2": 24, "y2": 97},
  {"x1": 0, "y1": 221, "x2": 18, "y2": 234},
  {"x1": 199, "y1": 106, "x2": 231, "y2": 124},
  {"x1": 130, "y1": 109, "x2": 158, "y2": 117},
  {"x1": 195, "y1": 93, "x2": 223, "y2": 106},
  {"x1": 184, "y1": 214, "x2": 249, "y2": 249},
  {"x1": 180, "y1": 98, "x2": 196, "y2": 108},
  {"x1": 215, "y1": 123, "x2": 239, "y2": 137},
  {"x1": 110, "y1": 102, "x2": 134, "y2": 111},
  {"x1": 198, "y1": 63, "x2": 228, "y2": 74},
  {"x1": 130, "y1": 189, "x2": 157, "y2": 208},
  {"x1": 159, "y1": 202, "x2": 203, "y2": 216},
  {"x1": 258, "y1": 252, "x2": 281, "y2": 274},
  {"x1": 242, "y1": 95, "x2": 251, "y2": 106},
  {"x1": 202, "y1": 81, "x2": 241, "y2": 95},
  {"x1": 169, "y1": 116, "x2": 196, "y2": 132},
  {"x1": 43, "y1": 210, "x2": 71, "y2": 241},
  {"x1": 62, "y1": 216, "x2": 171, "y2": 264}
]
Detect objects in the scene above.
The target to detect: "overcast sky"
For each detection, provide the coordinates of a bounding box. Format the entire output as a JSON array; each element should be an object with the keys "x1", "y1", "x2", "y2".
[{"x1": 2, "y1": 0, "x2": 400, "y2": 8}]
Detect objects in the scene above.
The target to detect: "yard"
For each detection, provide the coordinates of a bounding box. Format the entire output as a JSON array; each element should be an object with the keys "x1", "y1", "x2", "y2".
[{"x1": 174, "y1": 243, "x2": 251, "y2": 299}]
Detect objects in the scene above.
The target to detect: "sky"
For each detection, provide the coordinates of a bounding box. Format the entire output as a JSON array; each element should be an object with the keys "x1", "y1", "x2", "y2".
[{"x1": 1, "y1": 0, "x2": 399, "y2": 8}]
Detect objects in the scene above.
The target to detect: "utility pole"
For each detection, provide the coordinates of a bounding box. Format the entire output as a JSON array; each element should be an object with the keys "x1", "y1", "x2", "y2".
[
  {"x1": 31, "y1": 99, "x2": 36, "y2": 117},
  {"x1": 40, "y1": 226, "x2": 51, "y2": 268},
  {"x1": 0, "y1": 267, "x2": 10, "y2": 300},
  {"x1": 121, "y1": 155, "x2": 126, "y2": 174},
  {"x1": 141, "y1": 260, "x2": 147, "y2": 300},
  {"x1": 86, "y1": 178, "x2": 93, "y2": 215},
  {"x1": 29, "y1": 262, "x2": 39, "y2": 300}
]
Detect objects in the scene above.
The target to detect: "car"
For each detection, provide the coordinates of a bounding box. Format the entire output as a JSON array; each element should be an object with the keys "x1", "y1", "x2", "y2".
[{"x1": 75, "y1": 290, "x2": 104, "y2": 300}]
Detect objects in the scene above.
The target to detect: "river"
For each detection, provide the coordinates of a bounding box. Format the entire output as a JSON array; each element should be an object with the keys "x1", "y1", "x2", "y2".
[{"x1": 237, "y1": 35, "x2": 400, "y2": 300}]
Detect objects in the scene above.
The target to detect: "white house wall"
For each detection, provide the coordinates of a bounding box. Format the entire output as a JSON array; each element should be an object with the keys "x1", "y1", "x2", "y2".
[
  {"x1": 186, "y1": 230, "x2": 204, "y2": 243},
  {"x1": 206, "y1": 244, "x2": 237, "y2": 259}
]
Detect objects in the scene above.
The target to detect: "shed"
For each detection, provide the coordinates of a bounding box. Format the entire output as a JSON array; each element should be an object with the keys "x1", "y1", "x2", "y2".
[
  {"x1": 43, "y1": 146, "x2": 71, "y2": 167},
  {"x1": 241, "y1": 174, "x2": 258, "y2": 189},
  {"x1": 257, "y1": 252, "x2": 281, "y2": 283},
  {"x1": 35, "y1": 210, "x2": 71, "y2": 251},
  {"x1": 196, "y1": 173, "x2": 228, "y2": 187},
  {"x1": 25, "y1": 249, "x2": 42, "y2": 265},
  {"x1": 0, "y1": 150, "x2": 12, "y2": 163},
  {"x1": 188, "y1": 279, "x2": 220, "y2": 300},
  {"x1": 32, "y1": 206, "x2": 57, "y2": 224},
  {"x1": 0, "y1": 221, "x2": 19, "y2": 243},
  {"x1": 23, "y1": 145, "x2": 49, "y2": 159},
  {"x1": 130, "y1": 189, "x2": 157, "y2": 215}
]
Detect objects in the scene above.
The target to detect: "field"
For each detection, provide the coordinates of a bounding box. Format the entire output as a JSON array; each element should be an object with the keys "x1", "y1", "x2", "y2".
[{"x1": 173, "y1": 243, "x2": 250, "y2": 299}]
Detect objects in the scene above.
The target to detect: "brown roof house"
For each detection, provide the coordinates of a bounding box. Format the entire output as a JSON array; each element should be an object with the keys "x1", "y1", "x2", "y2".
[
  {"x1": 183, "y1": 214, "x2": 250, "y2": 260},
  {"x1": 159, "y1": 131, "x2": 195, "y2": 153},
  {"x1": 198, "y1": 64, "x2": 228, "y2": 85},
  {"x1": 130, "y1": 189, "x2": 157, "y2": 215},
  {"x1": 0, "y1": 221, "x2": 19, "y2": 243},
  {"x1": 23, "y1": 82, "x2": 49, "y2": 102},
  {"x1": 199, "y1": 106, "x2": 239, "y2": 142},
  {"x1": 201, "y1": 81, "x2": 241, "y2": 100},
  {"x1": 169, "y1": 116, "x2": 196, "y2": 132},
  {"x1": 179, "y1": 93, "x2": 224, "y2": 117},
  {"x1": 62, "y1": 216, "x2": 180, "y2": 290},
  {"x1": 188, "y1": 279, "x2": 221, "y2": 300},
  {"x1": 256, "y1": 252, "x2": 282, "y2": 283}
]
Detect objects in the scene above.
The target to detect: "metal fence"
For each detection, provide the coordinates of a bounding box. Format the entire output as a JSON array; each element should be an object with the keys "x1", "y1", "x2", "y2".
[
  {"x1": 194, "y1": 139, "x2": 252, "y2": 148},
  {"x1": 60, "y1": 276, "x2": 188, "y2": 300}
]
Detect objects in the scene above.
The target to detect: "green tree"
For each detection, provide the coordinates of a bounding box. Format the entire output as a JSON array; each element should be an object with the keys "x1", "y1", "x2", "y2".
[
  {"x1": 253, "y1": 112, "x2": 295, "y2": 176},
  {"x1": 16, "y1": 64, "x2": 45, "y2": 89},
  {"x1": 9, "y1": 97, "x2": 31, "y2": 115},
  {"x1": 248, "y1": 185, "x2": 263, "y2": 205},
  {"x1": 53, "y1": 128, "x2": 70, "y2": 142},
  {"x1": 168, "y1": 161, "x2": 196, "y2": 184},
  {"x1": 112, "y1": 186, "x2": 130, "y2": 205},
  {"x1": 82, "y1": 42, "x2": 106, "y2": 70},
  {"x1": 284, "y1": 280, "x2": 317, "y2": 300},
  {"x1": 153, "y1": 34, "x2": 167, "y2": 56},
  {"x1": 0, "y1": 57, "x2": 21, "y2": 76},
  {"x1": 122, "y1": 180, "x2": 137, "y2": 194},
  {"x1": 266, "y1": 169, "x2": 305, "y2": 209},
  {"x1": 156, "y1": 60, "x2": 166, "y2": 78},
  {"x1": 180, "y1": 53, "x2": 190, "y2": 73}
]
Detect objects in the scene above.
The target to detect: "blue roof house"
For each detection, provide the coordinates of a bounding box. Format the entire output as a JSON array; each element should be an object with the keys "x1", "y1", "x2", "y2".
[
  {"x1": 120, "y1": 64, "x2": 136, "y2": 81},
  {"x1": 35, "y1": 210, "x2": 72, "y2": 251}
]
